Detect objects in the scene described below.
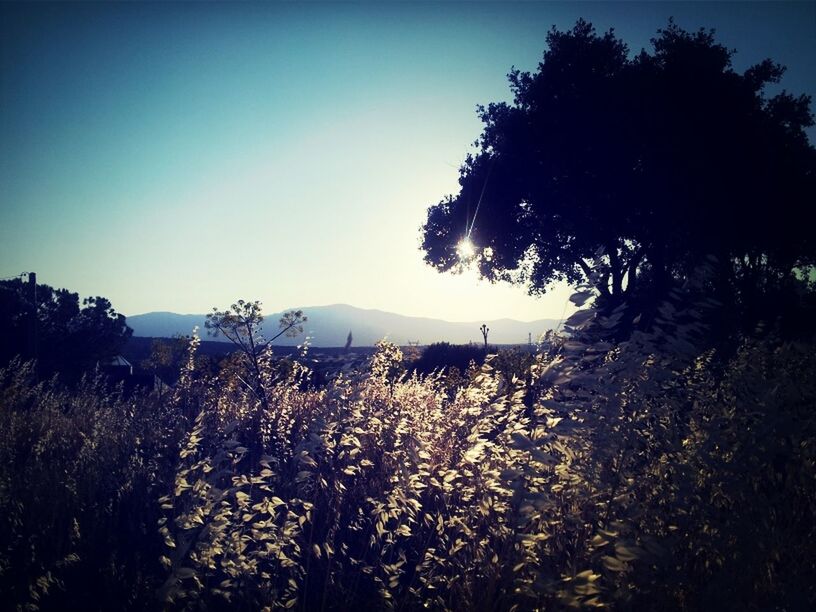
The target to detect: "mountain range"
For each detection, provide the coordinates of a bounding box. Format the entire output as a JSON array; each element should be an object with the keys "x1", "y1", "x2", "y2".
[{"x1": 125, "y1": 304, "x2": 560, "y2": 347}]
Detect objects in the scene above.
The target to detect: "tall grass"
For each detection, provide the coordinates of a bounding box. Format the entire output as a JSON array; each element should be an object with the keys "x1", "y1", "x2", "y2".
[{"x1": 1, "y1": 289, "x2": 814, "y2": 610}]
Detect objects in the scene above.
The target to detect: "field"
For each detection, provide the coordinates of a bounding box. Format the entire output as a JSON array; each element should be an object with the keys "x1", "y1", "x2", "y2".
[{"x1": 2, "y1": 291, "x2": 814, "y2": 611}]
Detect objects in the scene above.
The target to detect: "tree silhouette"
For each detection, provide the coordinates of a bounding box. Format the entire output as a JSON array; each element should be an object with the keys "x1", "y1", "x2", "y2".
[
  {"x1": 205, "y1": 301, "x2": 307, "y2": 407},
  {"x1": 480, "y1": 323, "x2": 490, "y2": 353},
  {"x1": 0, "y1": 278, "x2": 132, "y2": 380},
  {"x1": 421, "y1": 20, "x2": 815, "y2": 315}
]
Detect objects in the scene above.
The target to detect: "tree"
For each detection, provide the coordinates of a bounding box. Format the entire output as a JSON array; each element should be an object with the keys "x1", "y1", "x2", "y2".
[
  {"x1": 0, "y1": 278, "x2": 132, "y2": 380},
  {"x1": 205, "y1": 301, "x2": 307, "y2": 354},
  {"x1": 480, "y1": 323, "x2": 490, "y2": 353},
  {"x1": 204, "y1": 300, "x2": 307, "y2": 404},
  {"x1": 421, "y1": 20, "x2": 815, "y2": 316},
  {"x1": 141, "y1": 335, "x2": 203, "y2": 383}
]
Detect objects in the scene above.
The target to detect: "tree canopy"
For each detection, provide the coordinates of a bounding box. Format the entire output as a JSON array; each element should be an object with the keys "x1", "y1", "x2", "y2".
[
  {"x1": 421, "y1": 20, "x2": 816, "y2": 312},
  {"x1": 0, "y1": 278, "x2": 132, "y2": 380}
]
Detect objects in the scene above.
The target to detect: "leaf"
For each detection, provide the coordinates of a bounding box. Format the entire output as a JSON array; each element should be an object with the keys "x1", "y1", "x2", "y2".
[
  {"x1": 575, "y1": 570, "x2": 600, "y2": 582},
  {"x1": 565, "y1": 308, "x2": 595, "y2": 329},
  {"x1": 299, "y1": 454, "x2": 318, "y2": 468},
  {"x1": 510, "y1": 432, "x2": 535, "y2": 450},
  {"x1": 614, "y1": 544, "x2": 644, "y2": 562},
  {"x1": 463, "y1": 443, "x2": 485, "y2": 463},
  {"x1": 569, "y1": 290, "x2": 594, "y2": 307},
  {"x1": 529, "y1": 447, "x2": 558, "y2": 466},
  {"x1": 601, "y1": 555, "x2": 627, "y2": 572},
  {"x1": 590, "y1": 534, "x2": 608, "y2": 548}
]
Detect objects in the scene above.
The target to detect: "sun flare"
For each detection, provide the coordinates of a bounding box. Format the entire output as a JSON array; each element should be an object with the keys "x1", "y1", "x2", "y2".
[{"x1": 456, "y1": 237, "x2": 476, "y2": 261}]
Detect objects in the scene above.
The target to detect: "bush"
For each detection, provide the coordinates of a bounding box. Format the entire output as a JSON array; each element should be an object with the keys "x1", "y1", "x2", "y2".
[{"x1": 410, "y1": 342, "x2": 487, "y2": 376}]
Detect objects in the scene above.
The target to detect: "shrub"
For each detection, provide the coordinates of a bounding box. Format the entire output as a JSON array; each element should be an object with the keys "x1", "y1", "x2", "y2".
[{"x1": 410, "y1": 342, "x2": 487, "y2": 376}]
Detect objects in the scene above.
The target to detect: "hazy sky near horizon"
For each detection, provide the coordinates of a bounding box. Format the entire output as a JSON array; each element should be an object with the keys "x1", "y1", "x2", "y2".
[{"x1": 1, "y1": 2, "x2": 814, "y2": 321}]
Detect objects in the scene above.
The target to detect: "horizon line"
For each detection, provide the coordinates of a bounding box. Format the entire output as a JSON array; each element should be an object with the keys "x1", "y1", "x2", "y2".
[{"x1": 124, "y1": 302, "x2": 564, "y2": 326}]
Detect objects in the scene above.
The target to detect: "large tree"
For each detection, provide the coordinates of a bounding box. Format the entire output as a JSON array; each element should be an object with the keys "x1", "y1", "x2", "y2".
[
  {"x1": 0, "y1": 278, "x2": 132, "y2": 380},
  {"x1": 421, "y1": 20, "x2": 815, "y2": 313}
]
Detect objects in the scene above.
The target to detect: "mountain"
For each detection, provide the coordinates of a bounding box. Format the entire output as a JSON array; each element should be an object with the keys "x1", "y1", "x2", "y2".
[{"x1": 125, "y1": 304, "x2": 560, "y2": 347}]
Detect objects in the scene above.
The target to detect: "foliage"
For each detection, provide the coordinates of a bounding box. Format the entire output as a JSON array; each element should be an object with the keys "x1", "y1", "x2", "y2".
[
  {"x1": 205, "y1": 301, "x2": 307, "y2": 412},
  {"x1": 489, "y1": 347, "x2": 536, "y2": 387},
  {"x1": 0, "y1": 362, "x2": 184, "y2": 610},
  {"x1": 1, "y1": 286, "x2": 814, "y2": 610},
  {"x1": 0, "y1": 278, "x2": 132, "y2": 381},
  {"x1": 140, "y1": 335, "x2": 210, "y2": 384},
  {"x1": 420, "y1": 20, "x2": 816, "y2": 316},
  {"x1": 410, "y1": 343, "x2": 535, "y2": 394},
  {"x1": 410, "y1": 342, "x2": 487, "y2": 377},
  {"x1": 517, "y1": 273, "x2": 816, "y2": 609},
  {"x1": 205, "y1": 301, "x2": 307, "y2": 351}
]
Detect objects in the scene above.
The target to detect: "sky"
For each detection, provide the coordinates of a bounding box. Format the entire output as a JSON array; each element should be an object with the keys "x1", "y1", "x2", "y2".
[{"x1": 1, "y1": 1, "x2": 814, "y2": 322}]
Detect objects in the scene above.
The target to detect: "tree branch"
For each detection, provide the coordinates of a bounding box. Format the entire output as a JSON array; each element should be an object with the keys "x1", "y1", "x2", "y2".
[
  {"x1": 577, "y1": 258, "x2": 593, "y2": 280},
  {"x1": 578, "y1": 258, "x2": 611, "y2": 298},
  {"x1": 624, "y1": 246, "x2": 647, "y2": 294}
]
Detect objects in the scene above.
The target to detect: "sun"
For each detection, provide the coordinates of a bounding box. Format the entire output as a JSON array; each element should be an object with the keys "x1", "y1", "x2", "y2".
[{"x1": 456, "y1": 236, "x2": 476, "y2": 261}]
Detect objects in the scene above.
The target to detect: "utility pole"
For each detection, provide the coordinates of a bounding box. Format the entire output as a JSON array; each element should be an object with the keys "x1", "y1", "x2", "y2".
[{"x1": 27, "y1": 272, "x2": 38, "y2": 368}]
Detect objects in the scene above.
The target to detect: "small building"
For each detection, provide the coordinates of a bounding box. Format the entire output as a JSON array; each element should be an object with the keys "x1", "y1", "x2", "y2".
[
  {"x1": 102, "y1": 355, "x2": 169, "y2": 395},
  {"x1": 104, "y1": 355, "x2": 134, "y2": 376}
]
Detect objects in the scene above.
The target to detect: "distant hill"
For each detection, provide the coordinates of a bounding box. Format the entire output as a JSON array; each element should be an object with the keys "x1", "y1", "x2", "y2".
[{"x1": 125, "y1": 304, "x2": 560, "y2": 347}]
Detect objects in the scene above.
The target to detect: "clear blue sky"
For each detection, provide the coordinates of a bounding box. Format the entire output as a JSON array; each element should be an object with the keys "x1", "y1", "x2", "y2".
[{"x1": 1, "y1": 1, "x2": 814, "y2": 321}]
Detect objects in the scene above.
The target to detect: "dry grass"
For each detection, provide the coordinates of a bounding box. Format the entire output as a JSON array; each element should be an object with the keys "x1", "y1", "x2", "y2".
[{"x1": 1, "y1": 294, "x2": 815, "y2": 610}]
